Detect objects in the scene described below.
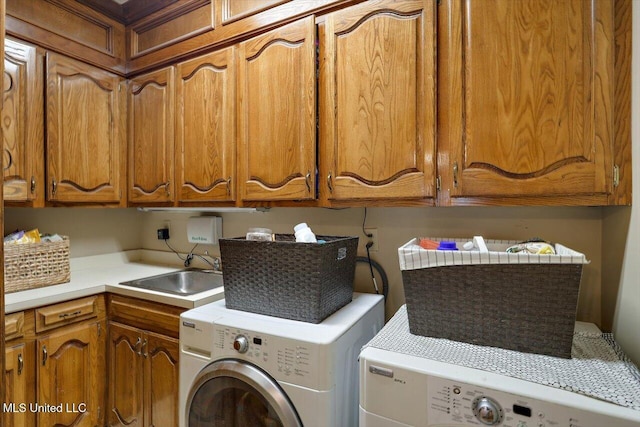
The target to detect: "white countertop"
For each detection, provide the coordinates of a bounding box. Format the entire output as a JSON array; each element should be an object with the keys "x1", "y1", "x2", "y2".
[{"x1": 5, "y1": 249, "x2": 225, "y2": 314}]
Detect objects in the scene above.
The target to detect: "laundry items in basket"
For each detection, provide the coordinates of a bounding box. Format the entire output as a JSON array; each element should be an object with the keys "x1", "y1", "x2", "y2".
[
  {"x1": 219, "y1": 234, "x2": 358, "y2": 323},
  {"x1": 398, "y1": 238, "x2": 589, "y2": 358}
]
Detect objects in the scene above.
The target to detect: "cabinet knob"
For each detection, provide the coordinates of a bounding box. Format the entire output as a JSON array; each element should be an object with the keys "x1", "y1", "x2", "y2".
[
  {"x1": 327, "y1": 172, "x2": 333, "y2": 193},
  {"x1": 135, "y1": 337, "x2": 142, "y2": 356},
  {"x1": 31, "y1": 176, "x2": 37, "y2": 194},
  {"x1": 52, "y1": 179, "x2": 58, "y2": 196},
  {"x1": 42, "y1": 345, "x2": 48, "y2": 366},
  {"x1": 226, "y1": 177, "x2": 232, "y2": 196},
  {"x1": 305, "y1": 171, "x2": 311, "y2": 193}
]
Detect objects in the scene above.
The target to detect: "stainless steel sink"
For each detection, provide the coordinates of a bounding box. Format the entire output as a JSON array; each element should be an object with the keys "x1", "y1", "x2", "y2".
[{"x1": 119, "y1": 269, "x2": 223, "y2": 296}]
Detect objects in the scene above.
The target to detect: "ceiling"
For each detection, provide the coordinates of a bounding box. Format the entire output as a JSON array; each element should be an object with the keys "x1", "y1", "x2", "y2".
[{"x1": 75, "y1": 0, "x2": 178, "y2": 25}]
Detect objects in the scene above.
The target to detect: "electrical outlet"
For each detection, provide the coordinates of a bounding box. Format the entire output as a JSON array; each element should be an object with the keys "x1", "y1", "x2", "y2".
[
  {"x1": 364, "y1": 228, "x2": 379, "y2": 252},
  {"x1": 157, "y1": 228, "x2": 170, "y2": 240},
  {"x1": 157, "y1": 220, "x2": 171, "y2": 240}
]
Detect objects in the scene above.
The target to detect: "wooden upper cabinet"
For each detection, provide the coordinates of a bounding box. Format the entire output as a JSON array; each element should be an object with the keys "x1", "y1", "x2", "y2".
[
  {"x1": 320, "y1": 0, "x2": 436, "y2": 203},
  {"x1": 237, "y1": 16, "x2": 316, "y2": 202},
  {"x1": 439, "y1": 0, "x2": 616, "y2": 205},
  {"x1": 3, "y1": 38, "x2": 44, "y2": 205},
  {"x1": 46, "y1": 52, "x2": 126, "y2": 204},
  {"x1": 176, "y1": 47, "x2": 236, "y2": 203},
  {"x1": 128, "y1": 66, "x2": 175, "y2": 204}
]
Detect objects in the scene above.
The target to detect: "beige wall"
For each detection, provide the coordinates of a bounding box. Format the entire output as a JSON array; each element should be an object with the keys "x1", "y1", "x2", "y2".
[
  {"x1": 4, "y1": 207, "x2": 142, "y2": 257},
  {"x1": 139, "y1": 207, "x2": 603, "y2": 324},
  {"x1": 609, "y1": 3, "x2": 640, "y2": 365},
  {"x1": 5, "y1": 205, "x2": 605, "y2": 324},
  {"x1": 5, "y1": 206, "x2": 605, "y2": 325}
]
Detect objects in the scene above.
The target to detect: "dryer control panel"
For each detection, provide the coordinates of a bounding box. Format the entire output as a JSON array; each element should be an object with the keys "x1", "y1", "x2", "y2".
[
  {"x1": 359, "y1": 349, "x2": 640, "y2": 427},
  {"x1": 425, "y1": 376, "x2": 637, "y2": 427}
]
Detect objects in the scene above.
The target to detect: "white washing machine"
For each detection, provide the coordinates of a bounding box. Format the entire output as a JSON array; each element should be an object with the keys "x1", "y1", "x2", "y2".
[
  {"x1": 359, "y1": 306, "x2": 640, "y2": 427},
  {"x1": 180, "y1": 292, "x2": 384, "y2": 427}
]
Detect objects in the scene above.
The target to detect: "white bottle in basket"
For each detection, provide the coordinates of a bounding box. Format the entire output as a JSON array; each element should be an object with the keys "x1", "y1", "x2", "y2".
[{"x1": 294, "y1": 223, "x2": 317, "y2": 243}]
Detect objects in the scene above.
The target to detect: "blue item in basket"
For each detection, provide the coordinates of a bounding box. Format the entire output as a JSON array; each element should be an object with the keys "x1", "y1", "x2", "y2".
[{"x1": 437, "y1": 241, "x2": 458, "y2": 251}]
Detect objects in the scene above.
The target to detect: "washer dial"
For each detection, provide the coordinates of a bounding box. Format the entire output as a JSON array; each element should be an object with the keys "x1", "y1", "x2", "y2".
[{"x1": 472, "y1": 396, "x2": 503, "y2": 425}]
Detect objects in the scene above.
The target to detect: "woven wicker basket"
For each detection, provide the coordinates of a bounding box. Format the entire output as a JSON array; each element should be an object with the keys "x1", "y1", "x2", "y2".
[
  {"x1": 399, "y1": 238, "x2": 588, "y2": 359},
  {"x1": 4, "y1": 236, "x2": 71, "y2": 293},
  {"x1": 220, "y1": 234, "x2": 358, "y2": 323}
]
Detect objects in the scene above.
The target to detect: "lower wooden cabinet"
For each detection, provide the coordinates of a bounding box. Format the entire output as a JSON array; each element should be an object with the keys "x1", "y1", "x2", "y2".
[
  {"x1": 37, "y1": 320, "x2": 107, "y2": 427},
  {"x1": 4, "y1": 340, "x2": 36, "y2": 427},
  {"x1": 107, "y1": 322, "x2": 180, "y2": 427},
  {"x1": 3, "y1": 293, "x2": 183, "y2": 427}
]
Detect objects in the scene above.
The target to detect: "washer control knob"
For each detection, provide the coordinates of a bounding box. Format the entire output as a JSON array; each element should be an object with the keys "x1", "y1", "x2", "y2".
[
  {"x1": 472, "y1": 396, "x2": 503, "y2": 425},
  {"x1": 233, "y1": 335, "x2": 249, "y2": 353}
]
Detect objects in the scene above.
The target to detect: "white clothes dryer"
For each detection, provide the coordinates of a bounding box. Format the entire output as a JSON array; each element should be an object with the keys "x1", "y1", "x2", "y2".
[
  {"x1": 180, "y1": 292, "x2": 384, "y2": 427},
  {"x1": 359, "y1": 306, "x2": 640, "y2": 427}
]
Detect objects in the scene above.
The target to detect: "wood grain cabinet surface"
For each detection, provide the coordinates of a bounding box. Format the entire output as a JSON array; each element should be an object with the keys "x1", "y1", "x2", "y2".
[
  {"x1": 237, "y1": 16, "x2": 316, "y2": 202},
  {"x1": 2, "y1": 38, "x2": 44, "y2": 206},
  {"x1": 438, "y1": 0, "x2": 627, "y2": 206},
  {"x1": 107, "y1": 323, "x2": 179, "y2": 427},
  {"x1": 4, "y1": 340, "x2": 36, "y2": 427},
  {"x1": 175, "y1": 47, "x2": 237, "y2": 203},
  {"x1": 46, "y1": 52, "x2": 126, "y2": 205},
  {"x1": 319, "y1": 0, "x2": 436, "y2": 205},
  {"x1": 37, "y1": 320, "x2": 107, "y2": 427},
  {"x1": 128, "y1": 66, "x2": 176, "y2": 205},
  {"x1": 107, "y1": 295, "x2": 183, "y2": 427},
  {"x1": 3, "y1": 311, "x2": 35, "y2": 427},
  {"x1": 3, "y1": 296, "x2": 107, "y2": 427}
]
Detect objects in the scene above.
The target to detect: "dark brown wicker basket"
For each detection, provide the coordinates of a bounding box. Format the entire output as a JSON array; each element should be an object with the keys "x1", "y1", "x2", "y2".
[
  {"x1": 219, "y1": 234, "x2": 358, "y2": 323},
  {"x1": 402, "y1": 263, "x2": 584, "y2": 358}
]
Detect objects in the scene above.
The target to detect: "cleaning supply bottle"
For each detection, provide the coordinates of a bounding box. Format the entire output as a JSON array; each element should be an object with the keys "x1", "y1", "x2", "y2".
[
  {"x1": 463, "y1": 235, "x2": 489, "y2": 252},
  {"x1": 294, "y1": 223, "x2": 317, "y2": 243}
]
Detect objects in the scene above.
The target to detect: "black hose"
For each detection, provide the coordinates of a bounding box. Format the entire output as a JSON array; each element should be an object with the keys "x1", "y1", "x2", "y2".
[{"x1": 356, "y1": 256, "x2": 389, "y2": 301}]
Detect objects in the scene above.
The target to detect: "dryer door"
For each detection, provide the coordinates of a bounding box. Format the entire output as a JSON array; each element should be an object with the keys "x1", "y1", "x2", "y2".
[{"x1": 186, "y1": 359, "x2": 303, "y2": 427}]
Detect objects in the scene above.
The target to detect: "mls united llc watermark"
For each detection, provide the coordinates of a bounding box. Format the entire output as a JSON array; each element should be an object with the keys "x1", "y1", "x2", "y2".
[{"x1": 3, "y1": 402, "x2": 87, "y2": 413}]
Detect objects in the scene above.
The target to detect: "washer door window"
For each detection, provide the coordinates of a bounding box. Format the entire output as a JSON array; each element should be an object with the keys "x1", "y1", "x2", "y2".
[{"x1": 187, "y1": 359, "x2": 302, "y2": 427}]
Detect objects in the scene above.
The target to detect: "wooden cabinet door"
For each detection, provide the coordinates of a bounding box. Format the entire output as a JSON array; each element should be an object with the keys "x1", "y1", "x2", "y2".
[
  {"x1": 107, "y1": 323, "x2": 145, "y2": 427},
  {"x1": 128, "y1": 66, "x2": 175, "y2": 204},
  {"x1": 176, "y1": 47, "x2": 236, "y2": 203},
  {"x1": 144, "y1": 331, "x2": 179, "y2": 427},
  {"x1": 3, "y1": 38, "x2": 44, "y2": 205},
  {"x1": 237, "y1": 16, "x2": 316, "y2": 202},
  {"x1": 4, "y1": 341, "x2": 35, "y2": 427},
  {"x1": 46, "y1": 52, "x2": 126, "y2": 204},
  {"x1": 37, "y1": 321, "x2": 106, "y2": 427},
  {"x1": 439, "y1": 0, "x2": 614, "y2": 205},
  {"x1": 320, "y1": 0, "x2": 436, "y2": 202}
]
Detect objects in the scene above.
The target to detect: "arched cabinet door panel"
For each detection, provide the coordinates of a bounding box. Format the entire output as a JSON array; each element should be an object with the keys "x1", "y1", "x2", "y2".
[
  {"x1": 46, "y1": 52, "x2": 125, "y2": 204},
  {"x1": 128, "y1": 66, "x2": 175, "y2": 204},
  {"x1": 319, "y1": 0, "x2": 437, "y2": 202},
  {"x1": 237, "y1": 16, "x2": 316, "y2": 202},
  {"x1": 439, "y1": 0, "x2": 615, "y2": 205},
  {"x1": 176, "y1": 47, "x2": 236, "y2": 203},
  {"x1": 3, "y1": 38, "x2": 44, "y2": 205}
]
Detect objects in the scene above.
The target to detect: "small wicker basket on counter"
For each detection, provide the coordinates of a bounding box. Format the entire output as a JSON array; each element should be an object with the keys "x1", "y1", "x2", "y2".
[{"x1": 4, "y1": 236, "x2": 71, "y2": 293}]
